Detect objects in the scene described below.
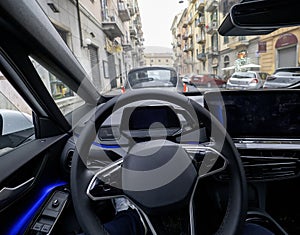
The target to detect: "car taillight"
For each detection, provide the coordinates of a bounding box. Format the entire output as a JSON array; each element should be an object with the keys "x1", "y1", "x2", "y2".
[
  {"x1": 250, "y1": 78, "x2": 259, "y2": 83},
  {"x1": 121, "y1": 86, "x2": 126, "y2": 93},
  {"x1": 183, "y1": 83, "x2": 188, "y2": 92}
]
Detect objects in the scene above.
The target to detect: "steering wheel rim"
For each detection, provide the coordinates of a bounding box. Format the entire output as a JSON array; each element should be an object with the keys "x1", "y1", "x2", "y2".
[{"x1": 71, "y1": 90, "x2": 247, "y2": 235}]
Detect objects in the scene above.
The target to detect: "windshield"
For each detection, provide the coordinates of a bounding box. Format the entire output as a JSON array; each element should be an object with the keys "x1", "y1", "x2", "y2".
[{"x1": 29, "y1": 0, "x2": 300, "y2": 98}]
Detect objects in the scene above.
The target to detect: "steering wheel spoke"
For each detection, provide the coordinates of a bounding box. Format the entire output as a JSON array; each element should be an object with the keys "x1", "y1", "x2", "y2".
[
  {"x1": 182, "y1": 144, "x2": 228, "y2": 178},
  {"x1": 87, "y1": 159, "x2": 124, "y2": 200}
]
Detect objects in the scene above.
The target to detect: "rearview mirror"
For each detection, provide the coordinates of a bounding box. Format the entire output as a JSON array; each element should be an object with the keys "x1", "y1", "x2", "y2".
[{"x1": 230, "y1": 0, "x2": 300, "y2": 29}]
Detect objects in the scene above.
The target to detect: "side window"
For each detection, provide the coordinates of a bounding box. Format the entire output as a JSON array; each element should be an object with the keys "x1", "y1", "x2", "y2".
[{"x1": 0, "y1": 70, "x2": 34, "y2": 156}]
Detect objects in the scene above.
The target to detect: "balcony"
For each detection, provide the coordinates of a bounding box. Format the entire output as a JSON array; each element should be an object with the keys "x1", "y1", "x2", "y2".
[
  {"x1": 196, "y1": 0, "x2": 205, "y2": 10},
  {"x1": 188, "y1": 16, "x2": 194, "y2": 25},
  {"x1": 118, "y1": 2, "x2": 130, "y2": 22},
  {"x1": 206, "y1": 46, "x2": 219, "y2": 56},
  {"x1": 128, "y1": 4, "x2": 135, "y2": 16},
  {"x1": 102, "y1": 12, "x2": 124, "y2": 39},
  {"x1": 184, "y1": 58, "x2": 193, "y2": 64},
  {"x1": 121, "y1": 39, "x2": 133, "y2": 52},
  {"x1": 182, "y1": 32, "x2": 189, "y2": 40},
  {"x1": 183, "y1": 45, "x2": 189, "y2": 52},
  {"x1": 206, "y1": 0, "x2": 219, "y2": 12},
  {"x1": 196, "y1": 16, "x2": 205, "y2": 27},
  {"x1": 129, "y1": 26, "x2": 137, "y2": 36},
  {"x1": 177, "y1": 40, "x2": 182, "y2": 47},
  {"x1": 196, "y1": 35, "x2": 206, "y2": 44},
  {"x1": 227, "y1": 36, "x2": 250, "y2": 49},
  {"x1": 176, "y1": 51, "x2": 183, "y2": 57},
  {"x1": 197, "y1": 52, "x2": 206, "y2": 61},
  {"x1": 182, "y1": 21, "x2": 188, "y2": 28},
  {"x1": 188, "y1": 44, "x2": 194, "y2": 51},
  {"x1": 206, "y1": 21, "x2": 218, "y2": 34}
]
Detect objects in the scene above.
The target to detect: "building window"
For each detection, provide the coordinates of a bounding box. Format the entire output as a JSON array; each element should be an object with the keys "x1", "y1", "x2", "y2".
[
  {"x1": 211, "y1": 10, "x2": 218, "y2": 22},
  {"x1": 54, "y1": 25, "x2": 71, "y2": 49},
  {"x1": 224, "y1": 36, "x2": 229, "y2": 44},
  {"x1": 151, "y1": 59, "x2": 154, "y2": 63},
  {"x1": 239, "y1": 36, "x2": 246, "y2": 41},
  {"x1": 166, "y1": 59, "x2": 169, "y2": 62},
  {"x1": 212, "y1": 33, "x2": 218, "y2": 51},
  {"x1": 224, "y1": 55, "x2": 230, "y2": 67},
  {"x1": 158, "y1": 59, "x2": 161, "y2": 62}
]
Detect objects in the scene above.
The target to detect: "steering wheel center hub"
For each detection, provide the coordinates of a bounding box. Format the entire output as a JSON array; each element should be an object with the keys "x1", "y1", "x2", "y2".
[{"x1": 122, "y1": 140, "x2": 197, "y2": 212}]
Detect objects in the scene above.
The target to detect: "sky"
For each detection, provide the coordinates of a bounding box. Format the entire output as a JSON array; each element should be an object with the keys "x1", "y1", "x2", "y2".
[{"x1": 138, "y1": 0, "x2": 188, "y2": 49}]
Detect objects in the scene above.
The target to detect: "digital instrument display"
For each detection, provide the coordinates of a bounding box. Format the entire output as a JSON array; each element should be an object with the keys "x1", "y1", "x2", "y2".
[{"x1": 122, "y1": 106, "x2": 180, "y2": 131}]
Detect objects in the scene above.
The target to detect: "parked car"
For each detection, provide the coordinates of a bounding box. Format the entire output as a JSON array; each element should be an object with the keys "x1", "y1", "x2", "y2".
[
  {"x1": 123, "y1": 66, "x2": 186, "y2": 92},
  {"x1": 180, "y1": 74, "x2": 191, "y2": 84},
  {"x1": 263, "y1": 67, "x2": 300, "y2": 88},
  {"x1": 226, "y1": 71, "x2": 269, "y2": 89},
  {"x1": 189, "y1": 74, "x2": 227, "y2": 88}
]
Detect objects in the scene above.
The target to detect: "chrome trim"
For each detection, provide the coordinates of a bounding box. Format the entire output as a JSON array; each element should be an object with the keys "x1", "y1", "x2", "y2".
[
  {"x1": 187, "y1": 146, "x2": 228, "y2": 235},
  {"x1": 235, "y1": 143, "x2": 300, "y2": 150},
  {"x1": 86, "y1": 159, "x2": 155, "y2": 235},
  {"x1": 0, "y1": 177, "x2": 34, "y2": 201},
  {"x1": 87, "y1": 159, "x2": 123, "y2": 201}
]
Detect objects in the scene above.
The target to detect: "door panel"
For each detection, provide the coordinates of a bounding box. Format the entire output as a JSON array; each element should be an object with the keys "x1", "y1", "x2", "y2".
[{"x1": 0, "y1": 134, "x2": 69, "y2": 235}]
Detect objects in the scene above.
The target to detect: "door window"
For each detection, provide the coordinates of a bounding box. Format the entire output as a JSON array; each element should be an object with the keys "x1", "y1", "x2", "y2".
[{"x1": 0, "y1": 70, "x2": 34, "y2": 156}]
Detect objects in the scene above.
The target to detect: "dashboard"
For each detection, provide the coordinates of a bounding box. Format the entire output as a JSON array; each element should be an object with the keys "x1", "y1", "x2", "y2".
[
  {"x1": 62, "y1": 90, "x2": 300, "y2": 183},
  {"x1": 59, "y1": 90, "x2": 300, "y2": 235}
]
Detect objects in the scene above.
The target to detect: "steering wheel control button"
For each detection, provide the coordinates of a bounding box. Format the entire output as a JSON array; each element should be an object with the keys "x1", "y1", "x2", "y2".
[
  {"x1": 32, "y1": 222, "x2": 43, "y2": 231},
  {"x1": 52, "y1": 199, "x2": 60, "y2": 208}
]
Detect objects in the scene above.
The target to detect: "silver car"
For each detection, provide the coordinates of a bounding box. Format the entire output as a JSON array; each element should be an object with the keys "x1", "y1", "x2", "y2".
[
  {"x1": 124, "y1": 66, "x2": 185, "y2": 92},
  {"x1": 227, "y1": 71, "x2": 268, "y2": 89},
  {"x1": 263, "y1": 67, "x2": 300, "y2": 89}
]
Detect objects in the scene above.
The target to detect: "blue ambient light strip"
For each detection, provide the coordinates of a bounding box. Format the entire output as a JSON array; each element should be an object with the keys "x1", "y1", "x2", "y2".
[
  {"x1": 8, "y1": 181, "x2": 66, "y2": 235},
  {"x1": 217, "y1": 104, "x2": 224, "y2": 125},
  {"x1": 74, "y1": 133, "x2": 121, "y2": 149}
]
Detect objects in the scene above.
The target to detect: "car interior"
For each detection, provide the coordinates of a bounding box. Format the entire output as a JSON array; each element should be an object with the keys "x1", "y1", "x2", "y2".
[{"x1": 0, "y1": 0, "x2": 299, "y2": 235}]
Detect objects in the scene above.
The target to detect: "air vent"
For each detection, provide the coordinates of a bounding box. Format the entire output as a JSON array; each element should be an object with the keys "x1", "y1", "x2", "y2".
[
  {"x1": 242, "y1": 156, "x2": 299, "y2": 181},
  {"x1": 217, "y1": 156, "x2": 299, "y2": 181},
  {"x1": 65, "y1": 149, "x2": 74, "y2": 170}
]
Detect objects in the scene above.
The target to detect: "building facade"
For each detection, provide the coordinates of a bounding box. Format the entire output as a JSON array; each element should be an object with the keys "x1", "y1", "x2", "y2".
[
  {"x1": 259, "y1": 27, "x2": 300, "y2": 74},
  {"x1": 37, "y1": 0, "x2": 144, "y2": 94},
  {"x1": 171, "y1": 0, "x2": 263, "y2": 78},
  {"x1": 143, "y1": 47, "x2": 174, "y2": 67}
]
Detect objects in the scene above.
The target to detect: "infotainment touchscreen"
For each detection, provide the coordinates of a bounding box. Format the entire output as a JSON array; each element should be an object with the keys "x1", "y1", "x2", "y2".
[{"x1": 204, "y1": 90, "x2": 300, "y2": 138}]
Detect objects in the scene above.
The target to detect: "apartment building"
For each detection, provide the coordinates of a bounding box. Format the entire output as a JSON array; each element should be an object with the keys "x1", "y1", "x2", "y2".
[
  {"x1": 144, "y1": 47, "x2": 174, "y2": 67},
  {"x1": 37, "y1": 0, "x2": 144, "y2": 94},
  {"x1": 171, "y1": 0, "x2": 262, "y2": 78}
]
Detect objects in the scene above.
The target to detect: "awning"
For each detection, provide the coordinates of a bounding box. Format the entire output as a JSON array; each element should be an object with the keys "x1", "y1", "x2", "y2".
[
  {"x1": 240, "y1": 63, "x2": 261, "y2": 69},
  {"x1": 221, "y1": 66, "x2": 235, "y2": 71}
]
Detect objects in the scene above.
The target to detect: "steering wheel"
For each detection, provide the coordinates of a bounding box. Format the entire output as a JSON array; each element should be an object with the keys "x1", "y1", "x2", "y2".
[{"x1": 71, "y1": 90, "x2": 247, "y2": 235}]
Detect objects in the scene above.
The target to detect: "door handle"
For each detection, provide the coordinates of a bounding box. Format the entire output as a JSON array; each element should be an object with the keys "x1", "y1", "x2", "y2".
[{"x1": 0, "y1": 177, "x2": 34, "y2": 202}]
